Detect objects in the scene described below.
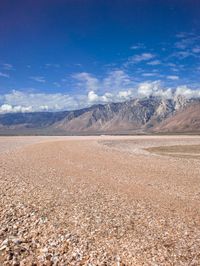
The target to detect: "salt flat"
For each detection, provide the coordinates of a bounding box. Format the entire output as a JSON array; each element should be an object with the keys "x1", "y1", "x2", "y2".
[{"x1": 1, "y1": 136, "x2": 200, "y2": 265}]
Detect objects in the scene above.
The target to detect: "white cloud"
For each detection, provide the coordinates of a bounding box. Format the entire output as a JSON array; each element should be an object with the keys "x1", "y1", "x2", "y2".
[
  {"x1": 175, "y1": 34, "x2": 200, "y2": 50},
  {"x1": 171, "y1": 51, "x2": 191, "y2": 59},
  {"x1": 45, "y1": 64, "x2": 60, "y2": 68},
  {"x1": 192, "y1": 47, "x2": 200, "y2": 53},
  {"x1": 167, "y1": 63, "x2": 177, "y2": 67},
  {"x1": 0, "y1": 85, "x2": 200, "y2": 114},
  {"x1": 175, "y1": 32, "x2": 196, "y2": 39},
  {"x1": 1, "y1": 68, "x2": 200, "y2": 113},
  {"x1": 0, "y1": 88, "x2": 134, "y2": 114},
  {"x1": 103, "y1": 70, "x2": 132, "y2": 90},
  {"x1": 175, "y1": 85, "x2": 200, "y2": 98},
  {"x1": 137, "y1": 81, "x2": 173, "y2": 98},
  {"x1": 147, "y1": 60, "x2": 161, "y2": 66},
  {"x1": 73, "y1": 70, "x2": 133, "y2": 93},
  {"x1": 0, "y1": 72, "x2": 10, "y2": 78},
  {"x1": 73, "y1": 72, "x2": 99, "y2": 92},
  {"x1": 101, "y1": 92, "x2": 113, "y2": 102},
  {"x1": 0, "y1": 90, "x2": 80, "y2": 113},
  {"x1": 30, "y1": 76, "x2": 46, "y2": 83},
  {"x1": 0, "y1": 104, "x2": 13, "y2": 113},
  {"x1": 167, "y1": 75, "x2": 179, "y2": 80},
  {"x1": 142, "y1": 73, "x2": 157, "y2": 77},
  {"x1": 0, "y1": 104, "x2": 32, "y2": 113},
  {"x1": 53, "y1": 82, "x2": 61, "y2": 88},
  {"x1": 88, "y1": 91, "x2": 99, "y2": 102},
  {"x1": 118, "y1": 89, "x2": 132, "y2": 99},
  {"x1": 87, "y1": 89, "x2": 134, "y2": 104},
  {"x1": 137, "y1": 81, "x2": 200, "y2": 100},
  {"x1": 175, "y1": 40, "x2": 190, "y2": 50},
  {"x1": 2, "y1": 64, "x2": 13, "y2": 70},
  {"x1": 130, "y1": 43, "x2": 145, "y2": 50},
  {"x1": 171, "y1": 68, "x2": 179, "y2": 72},
  {"x1": 74, "y1": 63, "x2": 82, "y2": 67},
  {"x1": 127, "y1": 53, "x2": 155, "y2": 64},
  {"x1": 173, "y1": 33, "x2": 200, "y2": 59}
]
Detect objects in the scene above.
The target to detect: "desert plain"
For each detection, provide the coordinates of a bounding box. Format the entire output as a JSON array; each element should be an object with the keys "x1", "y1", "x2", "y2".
[{"x1": 0, "y1": 135, "x2": 200, "y2": 265}]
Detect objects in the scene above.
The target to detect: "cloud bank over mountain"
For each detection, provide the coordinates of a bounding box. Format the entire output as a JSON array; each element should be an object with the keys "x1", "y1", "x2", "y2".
[{"x1": 0, "y1": 78, "x2": 200, "y2": 113}]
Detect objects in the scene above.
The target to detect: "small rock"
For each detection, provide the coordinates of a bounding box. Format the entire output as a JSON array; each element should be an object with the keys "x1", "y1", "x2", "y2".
[{"x1": 0, "y1": 245, "x2": 7, "y2": 251}]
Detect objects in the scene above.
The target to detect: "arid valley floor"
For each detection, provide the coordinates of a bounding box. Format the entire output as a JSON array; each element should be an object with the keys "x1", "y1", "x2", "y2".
[{"x1": 1, "y1": 136, "x2": 200, "y2": 265}]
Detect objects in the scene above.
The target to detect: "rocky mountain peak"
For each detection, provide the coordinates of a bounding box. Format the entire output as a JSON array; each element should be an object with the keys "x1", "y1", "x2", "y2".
[{"x1": 174, "y1": 94, "x2": 188, "y2": 110}]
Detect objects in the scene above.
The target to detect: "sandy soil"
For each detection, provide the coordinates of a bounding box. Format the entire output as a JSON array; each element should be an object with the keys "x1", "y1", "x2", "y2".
[
  {"x1": 1, "y1": 135, "x2": 200, "y2": 265},
  {"x1": 146, "y1": 144, "x2": 200, "y2": 159}
]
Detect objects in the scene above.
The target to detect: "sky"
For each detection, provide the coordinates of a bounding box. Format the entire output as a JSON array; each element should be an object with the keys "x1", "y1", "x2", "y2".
[{"x1": 0, "y1": 0, "x2": 200, "y2": 113}]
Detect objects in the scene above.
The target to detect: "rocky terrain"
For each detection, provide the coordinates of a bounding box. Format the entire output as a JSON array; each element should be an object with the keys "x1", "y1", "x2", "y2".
[
  {"x1": 0, "y1": 96, "x2": 200, "y2": 135},
  {"x1": 154, "y1": 102, "x2": 200, "y2": 133},
  {"x1": 1, "y1": 136, "x2": 200, "y2": 265}
]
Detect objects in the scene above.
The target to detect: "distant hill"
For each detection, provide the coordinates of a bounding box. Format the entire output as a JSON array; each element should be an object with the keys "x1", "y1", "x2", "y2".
[{"x1": 0, "y1": 96, "x2": 200, "y2": 135}]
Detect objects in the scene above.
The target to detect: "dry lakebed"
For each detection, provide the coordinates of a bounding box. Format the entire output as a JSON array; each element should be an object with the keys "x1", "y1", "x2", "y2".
[{"x1": 0, "y1": 135, "x2": 200, "y2": 265}]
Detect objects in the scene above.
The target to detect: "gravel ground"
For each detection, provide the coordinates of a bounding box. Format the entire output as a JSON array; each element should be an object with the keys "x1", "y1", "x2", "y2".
[{"x1": 1, "y1": 136, "x2": 200, "y2": 265}]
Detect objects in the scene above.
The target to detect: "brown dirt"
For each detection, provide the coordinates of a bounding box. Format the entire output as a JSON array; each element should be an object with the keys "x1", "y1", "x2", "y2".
[{"x1": 1, "y1": 136, "x2": 200, "y2": 265}]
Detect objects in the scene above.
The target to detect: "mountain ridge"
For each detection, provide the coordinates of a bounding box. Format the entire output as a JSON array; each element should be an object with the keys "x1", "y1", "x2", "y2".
[{"x1": 0, "y1": 96, "x2": 200, "y2": 135}]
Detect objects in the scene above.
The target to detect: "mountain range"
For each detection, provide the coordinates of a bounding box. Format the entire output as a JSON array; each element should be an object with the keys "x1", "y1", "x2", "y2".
[{"x1": 0, "y1": 96, "x2": 200, "y2": 135}]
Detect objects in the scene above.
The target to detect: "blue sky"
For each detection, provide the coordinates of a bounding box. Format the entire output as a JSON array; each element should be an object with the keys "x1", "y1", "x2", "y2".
[{"x1": 0, "y1": 0, "x2": 200, "y2": 112}]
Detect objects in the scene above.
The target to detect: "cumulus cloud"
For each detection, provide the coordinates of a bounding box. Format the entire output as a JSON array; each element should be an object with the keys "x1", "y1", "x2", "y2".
[
  {"x1": 87, "y1": 89, "x2": 134, "y2": 104},
  {"x1": 137, "y1": 81, "x2": 200, "y2": 100},
  {"x1": 0, "y1": 87, "x2": 136, "y2": 114},
  {"x1": 137, "y1": 81, "x2": 173, "y2": 98},
  {"x1": 103, "y1": 70, "x2": 132, "y2": 90},
  {"x1": 83, "y1": 70, "x2": 135, "y2": 103},
  {"x1": 88, "y1": 91, "x2": 99, "y2": 102},
  {"x1": 118, "y1": 90, "x2": 132, "y2": 99},
  {"x1": 0, "y1": 90, "x2": 80, "y2": 113},
  {"x1": 175, "y1": 85, "x2": 200, "y2": 98},
  {"x1": 73, "y1": 72, "x2": 99, "y2": 92},
  {"x1": 0, "y1": 87, "x2": 130, "y2": 114},
  {"x1": 1, "y1": 68, "x2": 200, "y2": 113},
  {"x1": 73, "y1": 70, "x2": 133, "y2": 93},
  {"x1": 0, "y1": 104, "x2": 32, "y2": 113},
  {"x1": 0, "y1": 70, "x2": 137, "y2": 113}
]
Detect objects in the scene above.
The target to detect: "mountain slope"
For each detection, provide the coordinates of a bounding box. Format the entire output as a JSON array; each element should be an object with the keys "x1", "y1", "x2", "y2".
[
  {"x1": 153, "y1": 102, "x2": 200, "y2": 133},
  {"x1": 0, "y1": 96, "x2": 199, "y2": 134},
  {"x1": 51, "y1": 97, "x2": 179, "y2": 132}
]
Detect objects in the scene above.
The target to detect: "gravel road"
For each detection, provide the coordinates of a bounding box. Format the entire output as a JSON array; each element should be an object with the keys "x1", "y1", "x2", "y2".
[{"x1": 1, "y1": 136, "x2": 200, "y2": 265}]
